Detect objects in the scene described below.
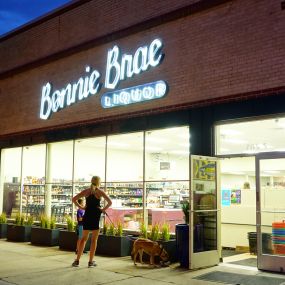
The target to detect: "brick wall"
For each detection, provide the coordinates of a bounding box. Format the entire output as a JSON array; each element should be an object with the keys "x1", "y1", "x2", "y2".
[
  {"x1": 0, "y1": 0, "x2": 285, "y2": 137},
  {"x1": 0, "y1": 0, "x2": 197, "y2": 74}
]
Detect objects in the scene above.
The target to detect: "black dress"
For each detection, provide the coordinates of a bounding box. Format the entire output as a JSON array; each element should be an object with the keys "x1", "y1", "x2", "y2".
[{"x1": 82, "y1": 192, "x2": 102, "y2": 230}]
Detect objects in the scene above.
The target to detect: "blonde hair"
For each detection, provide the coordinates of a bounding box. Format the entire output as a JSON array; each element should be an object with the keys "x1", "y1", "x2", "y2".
[{"x1": 90, "y1": 176, "x2": 101, "y2": 194}]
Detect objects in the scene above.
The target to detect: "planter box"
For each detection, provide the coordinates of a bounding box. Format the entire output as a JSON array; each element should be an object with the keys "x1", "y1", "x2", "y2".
[
  {"x1": 59, "y1": 230, "x2": 91, "y2": 251},
  {"x1": 31, "y1": 227, "x2": 60, "y2": 246},
  {"x1": 0, "y1": 223, "x2": 7, "y2": 238},
  {"x1": 161, "y1": 239, "x2": 177, "y2": 262},
  {"x1": 7, "y1": 224, "x2": 32, "y2": 242},
  {"x1": 97, "y1": 234, "x2": 132, "y2": 257}
]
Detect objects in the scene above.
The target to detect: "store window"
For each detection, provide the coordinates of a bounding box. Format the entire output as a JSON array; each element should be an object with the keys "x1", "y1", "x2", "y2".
[
  {"x1": 0, "y1": 147, "x2": 22, "y2": 218},
  {"x1": 216, "y1": 116, "x2": 285, "y2": 155},
  {"x1": 106, "y1": 132, "x2": 143, "y2": 231},
  {"x1": 46, "y1": 141, "x2": 73, "y2": 222},
  {"x1": 145, "y1": 126, "x2": 190, "y2": 233},
  {"x1": 22, "y1": 144, "x2": 46, "y2": 220}
]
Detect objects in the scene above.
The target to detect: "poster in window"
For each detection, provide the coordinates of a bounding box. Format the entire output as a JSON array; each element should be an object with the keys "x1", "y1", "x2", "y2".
[
  {"x1": 193, "y1": 159, "x2": 216, "y2": 181},
  {"x1": 221, "y1": 189, "x2": 231, "y2": 206},
  {"x1": 231, "y1": 189, "x2": 241, "y2": 204}
]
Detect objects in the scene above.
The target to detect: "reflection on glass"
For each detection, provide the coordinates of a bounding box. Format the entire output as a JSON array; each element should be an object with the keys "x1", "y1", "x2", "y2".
[
  {"x1": 146, "y1": 181, "x2": 188, "y2": 233},
  {"x1": 260, "y1": 158, "x2": 285, "y2": 256},
  {"x1": 74, "y1": 137, "x2": 106, "y2": 183},
  {"x1": 0, "y1": 148, "x2": 22, "y2": 218},
  {"x1": 105, "y1": 182, "x2": 143, "y2": 231},
  {"x1": 145, "y1": 126, "x2": 190, "y2": 181},
  {"x1": 107, "y1": 132, "x2": 143, "y2": 182},
  {"x1": 22, "y1": 144, "x2": 46, "y2": 219}
]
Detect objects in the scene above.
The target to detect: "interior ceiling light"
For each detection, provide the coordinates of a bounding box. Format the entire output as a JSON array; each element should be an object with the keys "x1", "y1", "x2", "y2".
[
  {"x1": 146, "y1": 137, "x2": 168, "y2": 143},
  {"x1": 223, "y1": 138, "x2": 247, "y2": 144},
  {"x1": 220, "y1": 129, "x2": 242, "y2": 136},
  {"x1": 107, "y1": 142, "x2": 130, "y2": 147}
]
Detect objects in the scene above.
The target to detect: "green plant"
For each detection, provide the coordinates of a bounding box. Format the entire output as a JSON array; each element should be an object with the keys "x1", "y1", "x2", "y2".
[
  {"x1": 26, "y1": 215, "x2": 34, "y2": 226},
  {"x1": 107, "y1": 223, "x2": 115, "y2": 236},
  {"x1": 182, "y1": 201, "x2": 189, "y2": 224},
  {"x1": 66, "y1": 216, "x2": 74, "y2": 231},
  {"x1": 15, "y1": 213, "x2": 25, "y2": 226},
  {"x1": 0, "y1": 213, "x2": 7, "y2": 224},
  {"x1": 139, "y1": 223, "x2": 148, "y2": 238},
  {"x1": 50, "y1": 216, "x2": 56, "y2": 229},
  {"x1": 116, "y1": 221, "x2": 123, "y2": 236},
  {"x1": 102, "y1": 223, "x2": 108, "y2": 235},
  {"x1": 160, "y1": 222, "x2": 170, "y2": 241},
  {"x1": 40, "y1": 215, "x2": 50, "y2": 229},
  {"x1": 150, "y1": 223, "x2": 160, "y2": 241}
]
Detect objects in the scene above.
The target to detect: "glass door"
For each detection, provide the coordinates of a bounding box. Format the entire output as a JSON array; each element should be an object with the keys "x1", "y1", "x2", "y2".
[
  {"x1": 189, "y1": 155, "x2": 221, "y2": 269},
  {"x1": 256, "y1": 152, "x2": 285, "y2": 272}
]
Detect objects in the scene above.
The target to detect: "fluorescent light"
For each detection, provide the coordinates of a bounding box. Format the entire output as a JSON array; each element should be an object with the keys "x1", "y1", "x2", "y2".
[
  {"x1": 220, "y1": 148, "x2": 230, "y2": 152},
  {"x1": 107, "y1": 142, "x2": 130, "y2": 148},
  {"x1": 145, "y1": 146, "x2": 163, "y2": 151},
  {"x1": 220, "y1": 129, "x2": 242, "y2": 136},
  {"x1": 223, "y1": 138, "x2": 247, "y2": 144},
  {"x1": 226, "y1": 171, "x2": 246, "y2": 175},
  {"x1": 146, "y1": 137, "x2": 168, "y2": 143},
  {"x1": 168, "y1": 150, "x2": 189, "y2": 155},
  {"x1": 263, "y1": 170, "x2": 280, "y2": 174}
]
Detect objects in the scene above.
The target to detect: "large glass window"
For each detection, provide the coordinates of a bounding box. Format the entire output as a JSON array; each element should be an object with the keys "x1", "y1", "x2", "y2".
[
  {"x1": 105, "y1": 132, "x2": 143, "y2": 231},
  {"x1": 0, "y1": 148, "x2": 22, "y2": 218},
  {"x1": 216, "y1": 116, "x2": 285, "y2": 155},
  {"x1": 145, "y1": 126, "x2": 189, "y2": 181},
  {"x1": 106, "y1": 132, "x2": 143, "y2": 182},
  {"x1": 46, "y1": 141, "x2": 73, "y2": 222},
  {"x1": 22, "y1": 144, "x2": 46, "y2": 219},
  {"x1": 0, "y1": 125, "x2": 190, "y2": 232},
  {"x1": 145, "y1": 126, "x2": 190, "y2": 233}
]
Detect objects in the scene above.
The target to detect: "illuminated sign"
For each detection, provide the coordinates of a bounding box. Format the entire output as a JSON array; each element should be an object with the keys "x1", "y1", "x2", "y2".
[
  {"x1": 101, "y1": 80, "x2": 168, "y2": 108},
  {"x1": 40, "y1": 38, "x2": 166, "y2": 120}
]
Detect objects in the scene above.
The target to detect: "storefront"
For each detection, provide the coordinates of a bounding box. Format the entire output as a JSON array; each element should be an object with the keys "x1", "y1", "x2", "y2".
[{"x1": 0, "y1": 0, "x2": 285, "y2": 272}]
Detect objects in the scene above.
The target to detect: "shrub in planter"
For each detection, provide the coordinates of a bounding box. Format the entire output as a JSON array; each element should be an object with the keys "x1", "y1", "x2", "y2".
[
  {"x1": 97, "y1": 221, "x2": 132, "y2": 257},
  {"x1": 59, "y1": 216, "x2": 91, "y2": 251},
  {"x1": 7, "y1": 213, "x2": 33, "y2": 242},
  {"x1": 0, "y1": 213, "x2": 7, "y2": 238},
  {"x1": 31, "y1": 215, "x2": 59, "y2": 246}
]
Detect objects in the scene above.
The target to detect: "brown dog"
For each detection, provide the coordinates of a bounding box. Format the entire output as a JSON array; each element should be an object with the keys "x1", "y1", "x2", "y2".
[{"x1": 132, "y1": 238, "x2": 169, "y2": 266}]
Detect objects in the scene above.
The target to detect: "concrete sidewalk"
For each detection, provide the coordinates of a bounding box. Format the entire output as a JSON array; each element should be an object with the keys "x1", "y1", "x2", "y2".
[{"x1": 0, "y1": 240, "x2": 284, "y2": 285}]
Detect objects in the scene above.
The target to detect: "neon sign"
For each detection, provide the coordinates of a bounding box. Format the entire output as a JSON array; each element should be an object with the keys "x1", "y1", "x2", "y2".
[
  {"x1": 101, "y1": 80, "x2": 168, "y2": 108},
  {"x1": 39, "y1": 38, "x2": 166, "y2": 120}
]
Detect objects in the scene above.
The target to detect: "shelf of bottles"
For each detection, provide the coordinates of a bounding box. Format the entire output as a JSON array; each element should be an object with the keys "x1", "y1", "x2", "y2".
[
  {"x1": 22, "y1": 176, "x2": 45, "y2": 218},
  {"x1": 146, "y1": 181, "x2": 189, "y2": 209},
  {"x1": 50, "y1": 180, "x2": 73, "y2": 222},
  {"x1": 105, "y1": 182, "x2": 143, "y2": 208}
]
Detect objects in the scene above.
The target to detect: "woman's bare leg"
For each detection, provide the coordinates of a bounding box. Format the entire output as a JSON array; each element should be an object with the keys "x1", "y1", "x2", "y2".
[
  {"x1": 76, "y1": 230, "x2": 89, "y2": 261},
  {"x1": 89, "y1": 229, "x2": 100, "y2": 262}
]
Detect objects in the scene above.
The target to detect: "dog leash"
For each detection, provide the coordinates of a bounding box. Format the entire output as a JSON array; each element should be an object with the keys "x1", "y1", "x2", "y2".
[{"x1": 104, "y1": 211, "x2": 115, "y2": 227}]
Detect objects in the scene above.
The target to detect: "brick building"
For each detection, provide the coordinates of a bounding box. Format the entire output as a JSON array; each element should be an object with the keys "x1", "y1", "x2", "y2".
[{"x1": 0, "y1": 0, "x2": 285, "y2": 272}]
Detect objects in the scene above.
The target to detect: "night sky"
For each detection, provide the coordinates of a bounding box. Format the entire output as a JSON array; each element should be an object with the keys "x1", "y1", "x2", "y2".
[{"x1": 0, "y1": 0, "x2": 72, "y2": 36}]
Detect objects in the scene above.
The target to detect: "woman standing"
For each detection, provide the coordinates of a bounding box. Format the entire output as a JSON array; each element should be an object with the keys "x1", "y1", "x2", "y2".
[{"x1": 72, "y1": 176, "x2": 112, "y2": 267}]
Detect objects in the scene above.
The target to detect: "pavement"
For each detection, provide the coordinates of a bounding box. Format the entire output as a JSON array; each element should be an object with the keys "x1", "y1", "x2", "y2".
[{"x1": 0, "y1": 239, "x2": 285, "y2": 285}]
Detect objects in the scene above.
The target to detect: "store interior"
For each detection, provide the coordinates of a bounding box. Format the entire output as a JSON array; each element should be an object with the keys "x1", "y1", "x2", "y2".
[{"x1": 1, "y1": 116, "x2": 285, "y2": 256}]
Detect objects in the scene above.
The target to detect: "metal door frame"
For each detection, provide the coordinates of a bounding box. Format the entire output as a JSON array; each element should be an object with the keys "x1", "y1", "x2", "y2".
[
  {"x1": 189, "y1": 155, "x2": 221, "y2": 269},
  {"x1": 256, "y1": 152, "x2": 285, "y2": 273}
]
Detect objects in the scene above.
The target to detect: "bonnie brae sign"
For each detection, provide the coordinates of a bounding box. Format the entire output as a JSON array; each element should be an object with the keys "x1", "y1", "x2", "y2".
[{"x1": 40, "y1": 38, "x2": 168, "y2": 120}]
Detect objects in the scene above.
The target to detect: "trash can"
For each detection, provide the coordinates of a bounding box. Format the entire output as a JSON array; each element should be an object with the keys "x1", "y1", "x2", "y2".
[
  {"x1": 247, "y1": 232, "x2": 257, "y2": 254},
  {"x1": 176, "y1": 223, "x2": 189, "y2": 268},
  {"x1": 247, "y1": 232, "x2": 272, "y2": 255}
]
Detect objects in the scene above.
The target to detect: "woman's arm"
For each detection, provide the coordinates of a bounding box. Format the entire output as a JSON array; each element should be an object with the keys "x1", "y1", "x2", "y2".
[
  {"x1": 72, "y1": 189, "x2": 88, "y2": 209},
  {"x1": 98, "y1": 189, "x2": 112, "y2": 213}
]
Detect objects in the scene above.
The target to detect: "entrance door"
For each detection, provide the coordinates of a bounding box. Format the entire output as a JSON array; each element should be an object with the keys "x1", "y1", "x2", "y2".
[
  {"x1": 189, "y1": 155, "x2": 221, "y2": 269},
  {"x1": 256, "y1": 152, "x2": 285, "y2": 272}
]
